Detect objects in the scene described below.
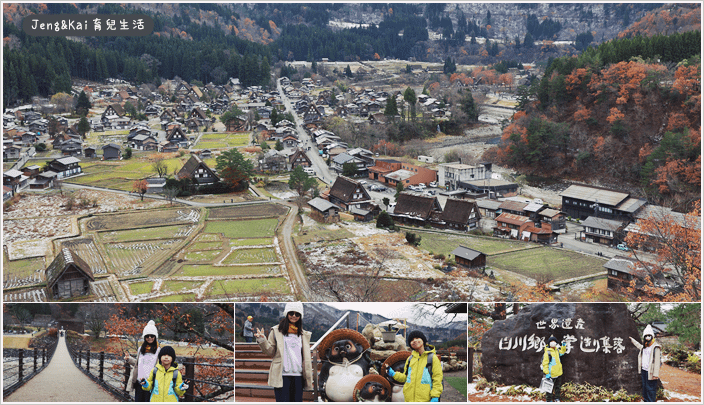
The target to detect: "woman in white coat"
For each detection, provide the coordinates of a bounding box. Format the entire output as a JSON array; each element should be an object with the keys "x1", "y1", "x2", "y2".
[
  {"x1": 255, "y1": 303, "x2": 313, "y2": 402},
  {"x1": 124, "y1": 320, "x2": 161, "y2": 402}
]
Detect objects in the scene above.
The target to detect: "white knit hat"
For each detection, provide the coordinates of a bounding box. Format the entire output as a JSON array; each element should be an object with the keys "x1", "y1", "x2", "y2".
[
  {"x1": 284, "y1": 302, "x2": 304, "y2": 318},
  {"x1": 642, "y1": 324, "x2": 654, "y2": 338},
  {"x1": 142, "y1": 320, "x2": 159, "y2": 339}
]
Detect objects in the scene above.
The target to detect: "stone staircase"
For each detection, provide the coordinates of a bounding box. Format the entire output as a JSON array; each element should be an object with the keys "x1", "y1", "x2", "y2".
[{"x1": 235, "y1": 342, "x2": 319, "y2": 402}]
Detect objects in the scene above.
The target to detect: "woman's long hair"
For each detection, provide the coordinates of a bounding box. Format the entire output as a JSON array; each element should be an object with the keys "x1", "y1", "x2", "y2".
[
  {"x1": 278, "y1": 314, "x2": 303, "y2": 336},
  {"x1": 139, "y1": 337, "x2": 158, "y2": 355}
]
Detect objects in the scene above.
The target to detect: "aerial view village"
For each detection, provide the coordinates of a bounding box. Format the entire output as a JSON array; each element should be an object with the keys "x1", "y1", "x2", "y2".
[{"x1": 2, "y1": 2, "x2": 700, "y2": 304}]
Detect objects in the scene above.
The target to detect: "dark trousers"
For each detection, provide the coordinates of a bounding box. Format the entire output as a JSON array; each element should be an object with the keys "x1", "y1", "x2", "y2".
[
  {"x1": 244, "y1": 336, "x2": 253, "y2": 343},
  {"x1": 134, "y1": 386, "x2": 151, "y2": 402},
  {"x1": 274, "y1": 375, "x2": 303, "y2": 402},
  {"x1": 546, "y1": 375, "x2": 562, "y2": 402},
  {"x1": 641, "y1": 369, "x2": 658, "y2": 402}
]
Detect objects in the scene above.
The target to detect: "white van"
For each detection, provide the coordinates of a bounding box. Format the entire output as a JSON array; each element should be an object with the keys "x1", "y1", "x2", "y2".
[{"x1": 304, "y1": 167, "x2": 316, "y2": 175}]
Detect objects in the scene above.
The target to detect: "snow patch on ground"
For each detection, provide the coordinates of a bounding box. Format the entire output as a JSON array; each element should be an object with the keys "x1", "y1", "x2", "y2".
[
  {"x1": 5, "y1": 240, "x2": 53, "y2": 261},
  {"x1": 665, "y1": 391, "x2": 701, "y2": 401}
]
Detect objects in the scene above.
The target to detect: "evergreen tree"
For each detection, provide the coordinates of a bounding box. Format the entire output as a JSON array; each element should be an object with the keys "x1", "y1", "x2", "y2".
[
  {"x1": 345, "y1": 64, "x2": 353, "y2": 78},
  {"x1": 460, "y1": 89, "x2": 479, "y2": 123},
  {"x1": 384, "y1": 96, "x2": 399, "y2": 117},
  {"x1": 77, "y1": 116, "x2": 91, "y2": 138},
  {"x1": 403, "y1": 87, "x2": 417, "y2": 122},
  {"x1": 275, "y1": 139, "x2": 284, "y2": 151}
]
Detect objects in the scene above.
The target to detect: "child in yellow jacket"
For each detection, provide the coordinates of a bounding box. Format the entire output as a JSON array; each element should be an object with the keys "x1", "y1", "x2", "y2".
[
  {"x1": 141, "y1": 346, "x2": 188, "y2": 402},
  {"x1": 542, "y1": 336, "x2": 567, "y2": 402},
  {"x1": 387, "y1": 330, "x2": 443, "y2": 402}
]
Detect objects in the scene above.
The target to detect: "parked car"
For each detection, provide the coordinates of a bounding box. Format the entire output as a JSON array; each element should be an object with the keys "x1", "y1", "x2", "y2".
[
  {"x1": 359, "y1": 180, "x2": 367, "y2": 185},
  {"x1": 429, "y1": 181, "x2": 438, "y2": 188},
  {"x1": 616, "y1": 243, "x2": 630, "y2": 251},
  {"x1": 417, "y1": 183, "x2": 426, "y2": 189}
]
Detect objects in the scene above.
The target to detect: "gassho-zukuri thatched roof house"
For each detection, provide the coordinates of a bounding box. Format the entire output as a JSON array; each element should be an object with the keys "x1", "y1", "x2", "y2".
[{"x1": 46, "y1": 248, "x2": 94, "y2": 299}]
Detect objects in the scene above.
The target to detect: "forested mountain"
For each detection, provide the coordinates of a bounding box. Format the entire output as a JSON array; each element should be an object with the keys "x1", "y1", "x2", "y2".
[{"x1": 485, "y1": 30, "x2": 701, "y2": 211}]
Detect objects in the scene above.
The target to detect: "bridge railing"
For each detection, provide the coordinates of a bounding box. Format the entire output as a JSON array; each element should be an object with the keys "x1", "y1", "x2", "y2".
[
  {"x1": 2, "y1": 338, "x2": 59, "y2": 398},
  {"x1": 66, "y1": 342, "x2": 233, "y2": 402}
]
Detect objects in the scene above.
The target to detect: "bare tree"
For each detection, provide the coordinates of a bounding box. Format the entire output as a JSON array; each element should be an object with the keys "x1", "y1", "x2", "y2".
[
  {"x1": 162, "y1": 186, "x2": 179, "y2": 206},
  {"x1": 152, "y1": 158, "x2": 168, "y2": 178},
  {"x1": 309, "y1": 250, "x2": 390, "y2": 302}
]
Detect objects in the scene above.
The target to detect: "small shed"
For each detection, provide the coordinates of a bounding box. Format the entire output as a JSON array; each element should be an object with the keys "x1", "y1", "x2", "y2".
[
  {"x1": 101, "y1": 143, "x2": 122, "y2": 160},
  {"x1": 308, "y1": 197, "x2": 341, "y2": 223},
  {"x1": 46, "y1": 248, "x2": 95, "y2": 299},
  {"x1": 350, "y1": 206, "x2": 373, "y2": 222},
  {"x1": 451, "y1": 245, "x2": 486, "y2": 270}
]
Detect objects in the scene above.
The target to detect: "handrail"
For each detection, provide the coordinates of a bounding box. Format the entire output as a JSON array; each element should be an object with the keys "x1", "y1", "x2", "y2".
[{"x1": 310, "y1": 311, "x2": 350, "y2": 351}]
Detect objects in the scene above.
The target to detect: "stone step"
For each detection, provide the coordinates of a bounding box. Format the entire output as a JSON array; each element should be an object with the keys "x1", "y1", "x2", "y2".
[{"x1": 235, "y1": 383, "x2": 316, "y2": 401}]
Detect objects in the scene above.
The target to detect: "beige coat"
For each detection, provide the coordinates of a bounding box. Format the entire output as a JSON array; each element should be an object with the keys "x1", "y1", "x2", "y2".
[
  {"x1": 257, "y1": 326, "x2": 313, "y2": 389},
  {"x1": 631, "y1": 339, "x2": 662, "y2": 380}
]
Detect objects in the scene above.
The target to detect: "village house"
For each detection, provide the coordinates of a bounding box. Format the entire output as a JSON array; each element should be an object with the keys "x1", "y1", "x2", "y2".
[
  {"x1": 47, "y1": 157, "x2": 82, "y2": 179},
  {"x1": 494, "y1": 213, "x2": 558, "y2": 244},
  {"x1": 327, "y1": 176, "x2": 372, "y2": 211},
  {"x1": 46, "y1": 248, "x2": 95, "y2": 299},
  {"x1": 441, "y1": 199, "x2": 481, "y2": 231},
  {"x1": 390, "y1": 192, "x2": 443, "y2": 228},
  {"x1": 604, "y1": 256, "x2": 677, "y2": 297},
  {"x1": 176, "y1": 154, "x2": 219, "y2": 185},
  {"x1": 3, "y1": 169, "x2": 28, "y2": 192},
  {"x1": 476, "y1": 199, "x2": 502, "y2": 219},
  {"x1": 308, "y1": 197, "x2": 341, "y2": 224},
  {"x1": 129, "y1": 134, "x2": 158, "y2": 151},
  {"x1": 560, "y1": 184, "x2": 647, "y2": 221},
  {"x1": 165, "y1": 126, "x2": 189, "y2": 148},
  {"x1": 29, "y1": 171, "x2": 56, "y2": 190},
  {"x1": 84, "y1": 146, "x2": 97, "y2": 158},
  {"x1": 451, "y1": 245, "x2": 487, "y2": 270},
  {"x1": 367, "y1": 159, "x2": 437, "y2": 188},
  {"x1": 498, "y1": 200, "x2": 528, "y2": 216},
  {"x1": 3, "y1": 185, "x2": 14, "y2": 201},
  {"x1": 21, "y1": 165, "x2": 41, "y2": 179},
  {"x1": 580, "y1": 216, "x2": 627, "y2": 246},
  {"x1": 288, "y1": 148, "x2": 312, "y2": 170},
  {"x1": 624, "y1": 205, "x2": 701, "y2": 250},
  {"x1": 537, "y1": 208, "x2": 567, "y2": 231},
  {"x1": 331, "y1": 153, "x2": 367, "y2": 176},
  {"x1": 258, "y1": 150, "x2": 289, "y2": 173}
]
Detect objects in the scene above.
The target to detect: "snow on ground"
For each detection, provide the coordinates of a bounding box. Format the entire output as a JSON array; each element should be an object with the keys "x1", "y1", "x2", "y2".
[
  {"x1": 4, "y1": 240, "x2": 53, "y2": 261},
  {"x1": 665, "y1": 391, "x2": 701, "y2": 401}
]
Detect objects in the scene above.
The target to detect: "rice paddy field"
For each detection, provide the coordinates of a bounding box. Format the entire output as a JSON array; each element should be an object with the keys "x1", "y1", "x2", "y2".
[
  {"x1": 175, "y1": 264, "x2": 282, "y2": 277},
  {"x1": 195, "y1": 132, "x2": 250, "y2": 149},
  {"x1": 204, "y1": 218, "x2": 279, "y2": 238},
  {"x1": 488, "y1": 247, "x2": 606, "y2": 281}
]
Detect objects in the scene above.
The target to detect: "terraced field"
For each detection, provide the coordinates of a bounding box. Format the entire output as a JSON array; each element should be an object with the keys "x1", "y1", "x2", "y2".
[
  {"x1": 196, "y1": 132, "x2": 250, "y2": 149},
  {"x1": 86, "y1": 209, "x2": 201, "y2": 232},
  {"x1": 104, "y1": 240, "x2": 179, "y2": 276},
  {"x1": 205, "y1": 277, "x2": 290, "y2": 297},
  {"x1": 175, "y1": 265, "x2": 281, "y2": 277},
  {"x1": 204, "y1": 218, "x2": 278, "y2": 238},
  {"x1": 208, "y1": 203, "x2": 288, "y2": 219},
  {"x1": 99, "y1": 225, "x2": 197, "y2": 243},
  {"x1": 2, "y1": 255, "x2": 45, "y2": 290},
  {"x1": 59, "y1": 238, "x2": 108, "y2": 274},
  {"x1": 162, "y1": 280, "x2": 202, "y2": 292},
  {"x1": 184, "y1": 250, "x2": 222, "y2": 262},
  {"x1": 128, "y1": 281, "x2": 155, "y2": 295},
  {"x1": 221, "y1": 248, "x2": 278, "y2": 264},
  {"x1": 147, "y1": 293, "x2": 197, "y2": 302}
]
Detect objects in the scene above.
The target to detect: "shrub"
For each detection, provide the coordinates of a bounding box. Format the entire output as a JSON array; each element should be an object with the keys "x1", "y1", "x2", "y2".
[{"x1": 686, "y1": 353, "x2": 701, "y2": 373}]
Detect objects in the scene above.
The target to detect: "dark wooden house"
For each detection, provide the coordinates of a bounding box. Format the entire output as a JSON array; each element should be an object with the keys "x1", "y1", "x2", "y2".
[
  {"x1": 308, "y1": 197, "x2": 341, "y2": 223},
  {"x1": 46, "y1": 248, "x2": 95, "y2": 299},
  {"x1": 327, "y1": 176, "x2": 372, "y2": 211},
  {"x1": 390, "y1": 192, "x2": 443, "y2": 227},
  {"x1": 441, "y1": 199, "x2": 480, "y2": 231},
  {"x1": 451, "y1": 245, "x2": 487, "y2": 270},
  {"x1": 177, "y1": 154, "x2": 219, "y2": 185}
]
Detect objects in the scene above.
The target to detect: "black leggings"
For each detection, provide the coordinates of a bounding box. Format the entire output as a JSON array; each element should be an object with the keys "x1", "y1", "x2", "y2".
[
  {"x1": 546, "y1": 375, "x2": 562, "y2": 402},
  {"x1": 274, "y1": 375, "x2": 303, "y2": 402}
]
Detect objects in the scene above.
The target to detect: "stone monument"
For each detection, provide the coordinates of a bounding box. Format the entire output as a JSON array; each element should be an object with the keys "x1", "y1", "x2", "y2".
[{"x1": 481, "y1": 303, "x2": 641, "y2": 394}]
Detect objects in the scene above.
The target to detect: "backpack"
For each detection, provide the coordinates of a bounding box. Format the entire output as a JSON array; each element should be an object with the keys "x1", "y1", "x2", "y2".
[
  {"x1": 404, "y1": 352, "x2": 443, "y2": 399},
  {"x1": 148, "y1": 366, "x2": 180, "y2": 400}
]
